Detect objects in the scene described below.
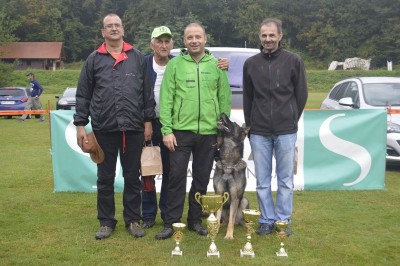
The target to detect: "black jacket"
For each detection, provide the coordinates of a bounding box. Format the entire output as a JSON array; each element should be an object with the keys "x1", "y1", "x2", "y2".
[
  {"x1": 145, "y1": 54, "x2": 174, "y2": 88},
  {"x1": 243, "y1": 47, "x2": 308, "y2": 136},
  {"x1": 74, "y1": 42, "x2": 156, "y2": 132}
]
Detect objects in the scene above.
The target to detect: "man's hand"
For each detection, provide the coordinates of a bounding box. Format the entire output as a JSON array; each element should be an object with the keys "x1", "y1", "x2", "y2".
[
  {"x1": 144, "y1": 122, "x2": 153, "y2": 141},
  {"x1": 76, "y1": 126, "x2": 87, "y2": 150},
  {"x1": 163, "y1": 133, "x2": 177, "y2": 152},
  {"x1": 217, "y1": 58, "x2": 229, "y2": 70}
]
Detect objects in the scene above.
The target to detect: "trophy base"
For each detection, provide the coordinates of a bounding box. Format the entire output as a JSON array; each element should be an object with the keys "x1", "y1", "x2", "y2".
[
  {"x1": 207, "y1": 251, "x2": 220, "y2": 258},
  {"x1": 240, "y1": 249, "x2": 255, "y2": 258},
  {"x1": 276, "y1": 249, "x2": 288, "y2": 257},
  {"x1": 171, "y1": 250, "x2": 183, "y2": 256}
]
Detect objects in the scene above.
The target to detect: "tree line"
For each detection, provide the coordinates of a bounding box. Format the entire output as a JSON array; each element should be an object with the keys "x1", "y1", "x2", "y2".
[{"x1": 0, "y1": 0, "x2": 399, "y2": 68}]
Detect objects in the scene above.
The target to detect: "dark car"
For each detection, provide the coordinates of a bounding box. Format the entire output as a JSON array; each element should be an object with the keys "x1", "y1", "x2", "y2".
[
  {"x1": 171, "y1": 47, "x2": 259, "y2": 109},
  {"x1": 55, "y1": 87, "x2": 77, "y2": 110},
  {"x1": 0, "y1": 87, "x2": 30, "y2": 119}
]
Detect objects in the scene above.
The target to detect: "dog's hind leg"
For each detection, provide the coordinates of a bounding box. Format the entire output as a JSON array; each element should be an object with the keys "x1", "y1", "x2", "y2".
[
  {"x1": 216, "y1": 209, "x2": 222, "y2": 229},
  {"x1": 224, "y1": 198, "x2": 240, "y2": 240},
  {"x1": 237, "y1": 197, "x2": 250, "y2": 227}
]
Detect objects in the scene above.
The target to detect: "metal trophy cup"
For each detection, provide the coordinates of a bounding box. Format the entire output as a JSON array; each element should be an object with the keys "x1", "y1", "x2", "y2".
[
  {"x1": 171, "y1": 223, "x2": 186, "y2": 256},
  {"x1": 275, "y1": 221, "x2": 289, "y2": 257},
  {"x1": 240, "y1": 209, "x2": 261, "y2": 258},
  {"x1": 194, "y1": 192, "x2": 229, "y2": 258}
]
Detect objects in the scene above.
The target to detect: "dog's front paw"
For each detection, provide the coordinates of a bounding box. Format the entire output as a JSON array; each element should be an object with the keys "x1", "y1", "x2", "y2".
[
  {"x1": 224, "y1": 224, "x2": 235, "y2": 240},
  {"x1": 224, "y1": 233, "x2": 235, "y2": 240}
]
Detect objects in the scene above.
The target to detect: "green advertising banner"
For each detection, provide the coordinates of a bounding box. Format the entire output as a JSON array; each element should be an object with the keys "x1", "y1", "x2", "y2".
[
  {"x1": 303, "y1": 110, "x2": 386, "y2": 190},
  {"x1": 51, "y1": 109, "x2": 386, "y2": 192},
  {"x1": 51, "y1": 111, "x2": 125, "y2": 192}
]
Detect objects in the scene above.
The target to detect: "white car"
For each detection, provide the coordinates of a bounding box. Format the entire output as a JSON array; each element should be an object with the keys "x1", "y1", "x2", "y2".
[
  {"x1": 320, "y1": 77, "x2": 400, "y2": 164},
  {"x1": 171, "y1": 47, "x2": 260, "y2": 109}
]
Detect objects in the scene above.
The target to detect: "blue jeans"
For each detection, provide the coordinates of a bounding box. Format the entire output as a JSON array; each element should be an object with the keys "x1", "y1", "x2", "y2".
[{"x1": 250, "y1": 133, "x2": 297, "y2": 225}]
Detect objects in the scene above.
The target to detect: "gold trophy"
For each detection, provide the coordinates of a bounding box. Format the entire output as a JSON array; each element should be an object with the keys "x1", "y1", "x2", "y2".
[
  {"x1": 275, "y1": 221, "x2": 289, "y2": 257},
  {"x1": 240, "y1": 209, "x2": 261, "y2": 258},
  {"x1": 194, "y1": 192, "x2": 229, "y2": 258},
  {"x1": 171, "y1": 223, "x2": 186, "y2": 256}
]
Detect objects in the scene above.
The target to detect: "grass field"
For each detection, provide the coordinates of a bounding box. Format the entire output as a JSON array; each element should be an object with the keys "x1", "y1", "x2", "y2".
[{"x1": 1, "y1": 80, "x2": 399, "y2": 265}]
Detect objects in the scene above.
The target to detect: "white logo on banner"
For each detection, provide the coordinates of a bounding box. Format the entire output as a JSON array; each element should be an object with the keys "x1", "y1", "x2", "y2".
[
  {"x1": 65, "y1": 120, "x2": 122, "y2": 185},
  {"x1": 319, "y1": 114, "x2": 372, "y2": 186}
]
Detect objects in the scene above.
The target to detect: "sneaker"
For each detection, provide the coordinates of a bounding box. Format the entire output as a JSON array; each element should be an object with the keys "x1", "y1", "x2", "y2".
[
  {"x1": 127, "y1": 222, "x2": 145, "y2": 238},
  {"x1": 256, "y1": 223, "x2": 274, "y2": 235},
  {"x1": 95, "y1": 226, "x2": 114, "y2": 240},
  {"x1": 188, "y1": 223, "x2": 208, "y2": 236},
  {"x1": 155, "y1": 227, "x2": 174, "y2": 240},
  {"x1": 39, "y1": 119, "x2": 45, "y2": 122},
  {"x1": 276, "y1": 225, "x2": 292, "y2": 237},
  {"x1": 16, "y1": 118, "x2": 25, "y2": 122},
  {"x1": 142, "y1": 220, "x2": 155, "y2": 229}
]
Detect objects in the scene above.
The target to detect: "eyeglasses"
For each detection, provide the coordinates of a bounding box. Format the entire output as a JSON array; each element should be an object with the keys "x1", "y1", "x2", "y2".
[{"x1": 104, "y1": 24, "x2": 123, "y2": 30}]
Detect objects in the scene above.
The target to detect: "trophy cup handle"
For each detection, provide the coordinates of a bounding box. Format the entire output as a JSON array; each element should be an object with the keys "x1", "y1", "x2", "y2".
[
  {"x1": 194, "y1": 192, "x2": 204, "y2": 211},
  {"x1": 222, "y1": 192, "x2": 229, "y2": 205}
]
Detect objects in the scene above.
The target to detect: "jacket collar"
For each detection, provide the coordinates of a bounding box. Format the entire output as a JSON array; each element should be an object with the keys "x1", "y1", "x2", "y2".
[
  {"x1": 97, "y1": 42, "x2": 134, "y2": 66},
  {"x1": 179, "y1": 48, "x2": 213, "y2": 62},
  {"x1": 260, "y1": 45, "x2": 282, "y2": 58},
  {"x1": 97, "y1": 41, "x2": 134, "y2": 54}
]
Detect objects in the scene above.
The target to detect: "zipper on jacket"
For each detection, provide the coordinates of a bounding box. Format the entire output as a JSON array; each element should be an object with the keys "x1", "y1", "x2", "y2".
[
  {"x1": 268, "y1": 54, "x2": 274, "y2": 133},
  {"x1": 277, "y1": 68, "x2": 280, "y2": 88},
  {"x1": 196, "y1": 62, "x2": 201, "y2": 134}
]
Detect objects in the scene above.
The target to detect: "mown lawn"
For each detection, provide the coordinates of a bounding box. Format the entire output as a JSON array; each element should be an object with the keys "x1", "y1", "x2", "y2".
[{"x1": 1, "y1": 73, "x2": 399, "y2": 265}]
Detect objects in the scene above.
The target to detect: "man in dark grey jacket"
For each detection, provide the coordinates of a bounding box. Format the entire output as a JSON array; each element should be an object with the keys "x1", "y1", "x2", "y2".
[
  {"x1": 73, "y1": 13, "x2": 155, "y2": 240},
  {"x1": 243, "y1": 18, "x2": 308, "y2": 237}
]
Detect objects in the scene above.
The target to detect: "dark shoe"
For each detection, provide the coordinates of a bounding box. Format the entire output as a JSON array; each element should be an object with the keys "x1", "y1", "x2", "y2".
[
  {"x1": 142, "y1": 220, "x2": 155, "y2": 228},
  {"x1": 16, "y1": 118, "x2": 25, "y2": 122},
  {"x1": 276, "y1": 225, "x2": 292, "y2": 237},
  {"x1": 256, "y1": 223, "x2": 274, "y2": 235},
  {"x1": 95, "y1": 226, "x2": 113, "y2": 240},
  {"x1": 155, "y1": 227, "x2": 174, "y2": 240},
  {"x1": 127, "y1": 222, "x2": 145, "y2": 238},
  {"x1": 188, "y1": 223, "x2": 208, "y2": 236}
]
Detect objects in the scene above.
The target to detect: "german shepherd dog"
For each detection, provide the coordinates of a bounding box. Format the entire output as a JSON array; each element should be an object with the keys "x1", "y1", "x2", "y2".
[{"x1": 213, "y1": 113, "x2": 250, "y2": 239}]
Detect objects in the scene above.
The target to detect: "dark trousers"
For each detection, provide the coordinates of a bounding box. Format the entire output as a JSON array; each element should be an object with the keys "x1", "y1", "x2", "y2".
[
  {"x1": 141, "y1": 119, "x2": 170, "y2": 221},
  {"x1": 95, "y1": 131, "x2": 144, "y2": 228},
  {"x1": 164, "y1": 130, "x2": 216, "y2": 227}
]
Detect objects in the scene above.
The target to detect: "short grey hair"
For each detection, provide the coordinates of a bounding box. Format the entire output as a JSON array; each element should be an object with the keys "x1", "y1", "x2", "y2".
[{"x1": 260, "y1": 18, "x2": 282, "y2": 34}]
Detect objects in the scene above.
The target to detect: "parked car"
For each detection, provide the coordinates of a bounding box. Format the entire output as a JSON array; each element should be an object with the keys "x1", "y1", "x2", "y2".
[
  {"x1": 0, "y1": 87, "x2": 30, "y2": 119},
  {"x1": 171, "y1": 47, "x2": 260, "y2": 109},
  {"x1": 55, "y1": 87, "x2": 77, "y2": 110},
  {"x1": 320, "y1": 77, "x2": 400, "y2": 164}
]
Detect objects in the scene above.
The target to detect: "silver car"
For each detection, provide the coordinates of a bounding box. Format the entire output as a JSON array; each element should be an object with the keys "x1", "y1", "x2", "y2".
[{"x1": 320, "y1": 77, "x2": 400, "y2": 164}]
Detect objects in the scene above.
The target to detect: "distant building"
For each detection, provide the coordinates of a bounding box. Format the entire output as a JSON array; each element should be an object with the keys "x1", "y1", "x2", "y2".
[{"x1": 0, "y1": 42, "x2": 65, "y2": 70}]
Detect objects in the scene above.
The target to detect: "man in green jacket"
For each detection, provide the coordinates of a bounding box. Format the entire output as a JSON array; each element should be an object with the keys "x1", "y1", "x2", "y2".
[{"x1": 155, "y1": 22, "x2": 231, "y2": 240}]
